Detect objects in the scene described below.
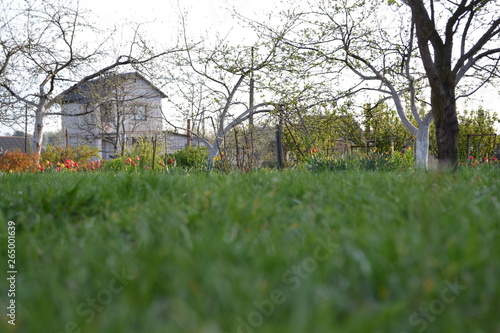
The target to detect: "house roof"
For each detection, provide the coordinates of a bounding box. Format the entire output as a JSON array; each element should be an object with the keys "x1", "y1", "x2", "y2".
[
  {"x1": 59, "y1": 72, "x2": 167, "y2": 104},
  {"x1": 0, "y1": 136, "x2": 27, "y2": 154}
]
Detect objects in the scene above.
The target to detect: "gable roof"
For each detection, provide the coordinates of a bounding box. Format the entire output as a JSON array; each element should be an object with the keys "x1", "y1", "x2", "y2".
[
  {"x1": 60, "y1": 72, "x2": 167, "y2": 104},
  {"x1": 0, "y1": 136, "x2": 27, "y2": 154}
]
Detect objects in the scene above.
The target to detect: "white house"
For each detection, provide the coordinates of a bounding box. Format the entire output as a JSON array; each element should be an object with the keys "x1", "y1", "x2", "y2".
[{"x1": 60, "y1": 72, "x2": 166, "y2": 159}]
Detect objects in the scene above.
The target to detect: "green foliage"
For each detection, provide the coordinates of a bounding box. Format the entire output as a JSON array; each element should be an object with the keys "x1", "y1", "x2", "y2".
[
  {"x1": 170, "y1": 145, "x2": 208, "y2": 168},
  {"x1": 458, "y1": 154, "x2": 500, "y2": 170},
  {"x1": 457, "y1": 107, "x2": 499, "y2": 161},
  {"x1": 283, "y1": 102, "x2": 415, "y2": 164},
  {"x1": 427, "y1": 107, "x2": 499, "y2": 160},
  {"x1": 125, "y1": 137, "x2": 165, "y2": 169},
  {"x1": 305, "y1": 146, "x2": 415, "y2": 172},
  {"x1": 364, "y1": 102, "x2": 414, "y2": 153},
  {"x1": 103, "y1": 156, "x2": 132, "y2": 172},
  {"x1": 41, "y1": 145, "x2": 99, "y2": 164},
  {"x1": 283, "y1": 104, "x2": 364, "y2": 162}
]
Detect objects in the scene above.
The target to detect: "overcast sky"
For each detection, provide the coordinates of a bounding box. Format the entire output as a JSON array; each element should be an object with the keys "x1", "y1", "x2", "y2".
[{"x1": 81, "y1": 0, "x2": 281, "y2": 44}]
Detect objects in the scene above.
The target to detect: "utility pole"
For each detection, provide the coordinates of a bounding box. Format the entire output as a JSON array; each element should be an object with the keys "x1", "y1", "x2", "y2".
[
  {"x1": 249, "y1": 47, "x2": 255, "y2": 168},
  {"x1": 249, "y1": 47, "x2": 255, "y2": 127}
]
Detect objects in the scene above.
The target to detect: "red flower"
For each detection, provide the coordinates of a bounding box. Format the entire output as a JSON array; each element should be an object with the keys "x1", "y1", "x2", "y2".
[
  {"x1": 492, "y1": 156, "x2": 498, "y2": 162},
  {"x1": 469, "y1": 155, "x2": 474, "y2": 160},
  {"x1": 471, "y1": 163, "x2": 477, "y2": 167},
  {"x1": 168, "y1": 158, "x2": 175, "y2": 164},
  {"x1": 308, "y1": 147, "x2": 319, "y2": 155}
]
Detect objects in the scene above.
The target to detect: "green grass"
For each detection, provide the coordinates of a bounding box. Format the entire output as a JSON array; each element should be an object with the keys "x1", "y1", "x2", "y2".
[{"x1": 1, "y1": 169, "x2": 500, "y2": 333}]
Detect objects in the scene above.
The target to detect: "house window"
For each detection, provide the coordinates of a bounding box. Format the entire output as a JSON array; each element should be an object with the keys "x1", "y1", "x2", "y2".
[
  {"x1": 133, "y1": 106, "x2": 147, "y2": 121},
  {"x1": 100, "y1": 103, "x2": 114, "y2": 123}
]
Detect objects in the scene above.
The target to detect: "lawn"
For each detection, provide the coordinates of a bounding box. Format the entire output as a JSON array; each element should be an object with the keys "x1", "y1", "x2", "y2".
[{"x1": 1, "y1": 169, "x2": 499, "y2": 333}]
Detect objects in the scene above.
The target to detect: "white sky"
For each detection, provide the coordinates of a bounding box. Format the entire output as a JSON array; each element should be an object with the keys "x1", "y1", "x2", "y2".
[{"x1": 82, "y1": 0, "x2": 281, "y2": 44}]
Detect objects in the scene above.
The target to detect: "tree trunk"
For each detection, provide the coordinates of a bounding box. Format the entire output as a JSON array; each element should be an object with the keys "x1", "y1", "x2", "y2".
[
  {"x1": 415, "y1": 121, "x2": 430, "y2": 170},
  {"x1": 32, "y1": 104, "x2": 45, "y2": 158},
  {"x1": 432, "y1": 89, "x2": 459, "y2": 171}
]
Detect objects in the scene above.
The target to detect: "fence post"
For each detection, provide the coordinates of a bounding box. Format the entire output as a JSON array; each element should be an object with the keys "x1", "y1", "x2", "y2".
[
  {"x1": 234, "y1": 128, "x2": 242, "y2": 169},
  {"x1": 152, "y1": 135, "x2": 157, "y2": 171},
  {"x1": 276, "y1": 119, "x2": 284, "y2": 169},
  {"x1": 467, "y1": 134, "x2": 471, "y2": 158}
]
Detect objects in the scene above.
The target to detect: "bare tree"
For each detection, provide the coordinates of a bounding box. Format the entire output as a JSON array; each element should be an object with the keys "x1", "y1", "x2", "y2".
[
  {"x1": 0, "y1": 0, "x2": 181, "y2": 157},
  {"x1": 0, "y1": 1, "x2": 27, "y2": 128},
  {"x1": 173, "y1": 16, "x2": 296, "y2": 161}
]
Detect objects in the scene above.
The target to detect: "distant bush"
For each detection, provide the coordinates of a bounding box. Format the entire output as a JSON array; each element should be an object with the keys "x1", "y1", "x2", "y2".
[
  {"x1": 41, "y1": 145, "x2": 99, "y2": 165},
  {"x1": 169, "y1": 146, "x2": 208, "y2": 169},
  {"x1": 125, "y1": 137, "x2": 165, "y2": 170},
  {"x1": 0, "y1": 151, "x2": 39, "y2": 173},
  {"x1": 305, "y1": 147, "x2": 415, "y2": 172},
  {"x1": 104, "y1": 156, "x2": 146, "y2": 172}
]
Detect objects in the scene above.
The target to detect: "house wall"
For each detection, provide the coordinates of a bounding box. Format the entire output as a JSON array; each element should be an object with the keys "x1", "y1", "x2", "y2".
[
  {"x1": 61, "y1": 102, "x2": 95, "y2": 147},
  {"x1": 61, "y1": 75, "x2": 165, "y2": 159}
]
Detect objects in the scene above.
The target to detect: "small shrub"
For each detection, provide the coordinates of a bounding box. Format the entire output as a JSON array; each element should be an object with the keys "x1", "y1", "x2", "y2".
[
  {"x1": 458, "y1": 154, "x2": 500, "y2": 170},
  {"x1": 42, "y1": 145, "x2": 99, "y2": 165},
  {"x1": 305, "y1": 146, "x2": 415, "y2": 172},
  {"x1": 125, "y1": 137, "x2": 165, "y2": 170},
  {"x1": 170, "y1": 146, "x2": 208, "y2": 169},
  {"x1": 104, "y1": 156, "x2": 134, "y2": 172},
  {"x1": 0, "y1": 151, "x2": 39, "y2": 172}
]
